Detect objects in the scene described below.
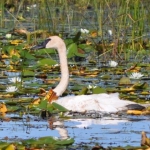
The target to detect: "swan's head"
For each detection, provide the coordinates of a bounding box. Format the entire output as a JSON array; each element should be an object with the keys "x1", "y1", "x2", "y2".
[{"x1": 31, "y1": 36, "x2": 65, "y2": 50}]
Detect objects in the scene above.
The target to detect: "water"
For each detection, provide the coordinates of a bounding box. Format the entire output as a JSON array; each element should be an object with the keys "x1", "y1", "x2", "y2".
[{"x1": 0, "y1": 114, "x2": 149, "y2": 148}]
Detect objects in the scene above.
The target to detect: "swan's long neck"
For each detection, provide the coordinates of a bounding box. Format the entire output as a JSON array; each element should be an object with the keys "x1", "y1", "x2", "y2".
[{"x1": 53, "y1": 40, "x2": 69, "y2": 96}]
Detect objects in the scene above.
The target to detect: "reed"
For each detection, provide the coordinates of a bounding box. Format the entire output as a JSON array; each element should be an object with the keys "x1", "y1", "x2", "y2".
[
  {"x1": 1, "y1": 0, "x2": 149, "y2": 58},
  {"x1": 0, "y1": 0, "x2": 4, "y2": 28}
]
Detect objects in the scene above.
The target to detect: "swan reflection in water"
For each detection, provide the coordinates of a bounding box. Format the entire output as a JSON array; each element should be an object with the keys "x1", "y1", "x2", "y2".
[{"x1": 51, "y1": 115, "x2": 149, "y2": 148}]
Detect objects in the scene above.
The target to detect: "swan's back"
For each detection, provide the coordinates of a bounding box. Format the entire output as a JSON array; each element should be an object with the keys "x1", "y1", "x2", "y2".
[{"x1": 56, "y1": 93, "x2": 136, "y2": 113}]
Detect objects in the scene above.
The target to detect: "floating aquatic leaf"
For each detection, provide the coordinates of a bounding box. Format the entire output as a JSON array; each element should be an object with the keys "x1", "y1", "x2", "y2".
[
  {"x1": 140, "y1": 91, "x2": 149, "y2": 95},
  {"x1": 22, "y1": 70, "x2": 35, "y2": 77},
  {"x1": 120, "y1": 87, "x2": 135, "y2": 92},
  {"x1": 7, "y1": 106, "x2": 21, "y2": 112},
  {"x1": 10, "y1": 40, "x2": 24, "y2": 45},
  {"x1": 141, "y1": 131, "x2": 150, "y2": 147},
  {"x1": 55, "y1": 138, "x2": 74, "y2": 145},
  {"x1": 92, "y1": 86, "x2": 106, "y2": 94},
  {"x1": 52, "y1": 102, "x2": 68, "y2": 112},
  {"x1": 4, "y1": 143, "x2": 16, "y2": 150},
  {"x1": 67, "y1": 43, "x2": 85, "y2": 58},
  {"x1": 0, "y1": 142, "x2": 10, "y2": 149},
  {"x1": 20, "y1": 50, "x2": 36, "y2": 59},
  {"x1": 100, "y1": 74, "x2": 111, "y2": 80},
  {"x1": 90, "y1": 30, "x2": 98, "y2": 37},
  {"x1": 67, "y1": 43, "x2": 78, "y2": 58},
  {"x1": 0, "y1": 103, "x2": 7, "y2": 113},
  {"x1": 127, "y1": 110, "x2": 142, "y2": 115},
  {"x1": 78, "y1": 87, "x2": 88, "y2": 95},
  {"x1": 132, "y1": 82, "x2": 149, "y2": 89},
  {"x1": 119, "y1": 77, "x2": 131, "y2": 85},
  {"x1": 32, "y1": 98, "x2": 41, "y2": 105},
  {"x1": 9, "y1": 49, "x2": 20, "y2": 58},
  {"x1": 78, "y1": 44, "x2": 96, "y2": 53},
  {"x1": 22, "y1": 136, "x2": 74, "y2": 146},
  {"x1": 37, "y1": 58, "x2": 57, "y2": 66},
  {"x1": 38, "y1": 99, "x2": 47, "y2": 110}
]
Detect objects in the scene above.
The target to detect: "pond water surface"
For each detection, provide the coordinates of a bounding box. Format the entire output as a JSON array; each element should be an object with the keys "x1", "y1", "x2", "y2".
[{"x1": 0, "y1": 113, "x2": 150, "y2": 148}]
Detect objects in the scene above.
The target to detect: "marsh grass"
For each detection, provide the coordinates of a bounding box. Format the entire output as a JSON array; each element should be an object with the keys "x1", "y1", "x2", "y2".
[
  {"x1": 0, "y1": 0, "x2": 4, "y2": 28},
  {"x1": 1, "y1": 0, "x2": 150, "y2": 60}
]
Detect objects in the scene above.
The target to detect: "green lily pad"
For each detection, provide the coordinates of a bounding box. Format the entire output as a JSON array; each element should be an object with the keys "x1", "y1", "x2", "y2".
[
  {"x1": 35, "y1": 48, "x2": 56, "y2": 54},
  {"x1": 23, "y1": 70, "x2": 35, "y2": 77},
  {"x1": 78, "y1": 87, "x2": 88, "y2": 95},
  {"x1": 119, "y1": 76, "x2": 131, "y2": 85},
  {"x1": 78, "y1": 44, "x2": 96, "y2": 53},
  {"x1": 52, "y1": 102, "x2": 68, "y2": 112},
  {"x1": 0, "y1": 141, "x2": 10, "y2": 149},
  {"x1": 20, "y1": 50, "x2": 36, "y2": 59},
  {"x1": 37, "y1": 58, "x2": 57, "y2": 66},
  {"x1": 100, "y1": 74, "x2": 111, "y2": 80},
  {"x1": 132, "y1": 82, "x2": 149, "y2": 89},
  {"x1": 7, "y1": 106, "x2": 21, "y2": 112},
  {"x1": 22, "y1": 136, "x2": 74, "y2": 146},
  {"x1": 38, "y1": 99, "x2": 48, "y2": 110},
  {"x1": 92, "y1": 86, "x2": 106, "y2": 94},
  {"x1": 67, "y1": 43, "x2": 85, "y2": 58}
]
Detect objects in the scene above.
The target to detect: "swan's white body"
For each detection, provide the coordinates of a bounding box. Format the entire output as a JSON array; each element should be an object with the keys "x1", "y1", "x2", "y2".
[
  {"x1": 56, "y1": 93, "x2": 135, "y2": 113},
  {"x1": 38, "y1": 36, "x2": 138, "y2": 113}
]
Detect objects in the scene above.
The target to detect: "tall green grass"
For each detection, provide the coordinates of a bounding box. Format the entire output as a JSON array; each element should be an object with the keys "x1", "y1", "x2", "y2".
[
  {"x1": 1, "y1": 0, "x2": 149, "y2": 53},
  {"x1": 0, "y1": 0, "x2": 4, "y2": 28}
]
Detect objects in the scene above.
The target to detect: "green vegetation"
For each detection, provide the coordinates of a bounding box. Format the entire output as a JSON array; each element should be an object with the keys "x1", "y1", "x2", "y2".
[{"x1": 0, "y1": 0, "x2": 150, "y2": 149}]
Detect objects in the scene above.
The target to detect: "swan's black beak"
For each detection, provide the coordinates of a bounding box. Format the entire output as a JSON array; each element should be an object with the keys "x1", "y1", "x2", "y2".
[{"x1": 31, "y1": 38, "x2": 51, "y2": 50}]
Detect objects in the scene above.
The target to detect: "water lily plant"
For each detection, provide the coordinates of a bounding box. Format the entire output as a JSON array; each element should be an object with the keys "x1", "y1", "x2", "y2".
[
  {"x1": 88, "y1": 85, "x2": 97, "y2": 89},
  {"x1": 9, "y1": 77, "x2": 21, "y2": 83},
  {"x1": 129, "y1": 72, "x2": 144, "y2": 79},
  {"x1": 80, "y1": 28, "x2": 89, "y2": 34},
  {"x1": 5, "y1": 34, "x2": 12, "y2": 39},
  {"x1": 109, "y1": 61, "x2": 118, "y2": 67},
  {"x1": 108, "y1": 30, "x2": 112, "y2": 36},
  {"x1": 6, "y1": 86, "x2": 18, "y2": 92}
]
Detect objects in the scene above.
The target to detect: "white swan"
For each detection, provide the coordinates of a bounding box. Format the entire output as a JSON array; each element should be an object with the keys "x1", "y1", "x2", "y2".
[{"x1": 32, "y1": 36, "x2": 144, "y2": 113}]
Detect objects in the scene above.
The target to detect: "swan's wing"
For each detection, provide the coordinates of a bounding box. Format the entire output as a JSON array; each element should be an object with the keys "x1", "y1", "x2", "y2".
[{"x1": 56, "y1": 93, "x2": 135, "y2": 113}]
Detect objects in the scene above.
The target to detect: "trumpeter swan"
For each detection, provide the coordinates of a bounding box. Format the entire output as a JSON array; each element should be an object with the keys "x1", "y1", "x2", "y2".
[{"x1": 31, "y1": 36, "x2": 144, "y2": 113}]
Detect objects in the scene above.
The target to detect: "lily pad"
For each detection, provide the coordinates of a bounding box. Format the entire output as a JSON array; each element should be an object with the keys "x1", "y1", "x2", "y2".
[
  {"x1": 100, "y1": 74, "x2": 111, "y2": 80},
  {"x1": 92, "y1": 86, "x2": 106, "y2": 94},
  {"x1": 23, "y1": 70, "x2": 35, "y2": 77},
  {"x1": 67, "y1": 43, "x2": 85, "y2": 58},
  {"x1": 37, "y1": 58, "x2": 57, "y2": 66},
  {"x1": 119, "y1": 76, "x2": 131, "y2": 85},
  {"x1": 52, "y1": 102, "x2": 68, "y2": 112}
]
